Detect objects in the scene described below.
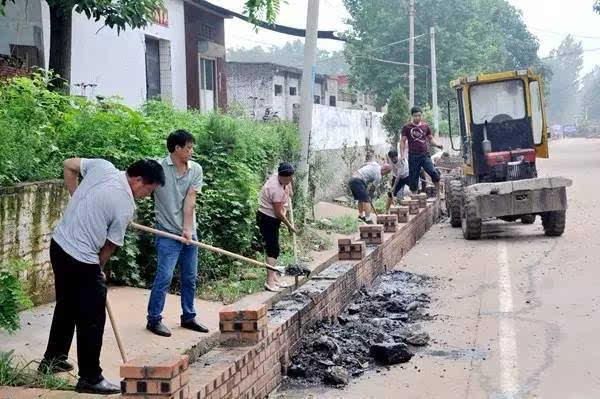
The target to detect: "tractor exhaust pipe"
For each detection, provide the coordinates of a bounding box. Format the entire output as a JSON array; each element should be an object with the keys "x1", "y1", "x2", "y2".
[{"x1": 482, "y1": 120, "x2": 492, "y2": 154}]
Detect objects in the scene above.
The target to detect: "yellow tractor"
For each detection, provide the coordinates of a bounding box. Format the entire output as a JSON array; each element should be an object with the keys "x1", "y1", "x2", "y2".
[{"x1": 445, "y1": 69, "x2": 572, "y2": 239}]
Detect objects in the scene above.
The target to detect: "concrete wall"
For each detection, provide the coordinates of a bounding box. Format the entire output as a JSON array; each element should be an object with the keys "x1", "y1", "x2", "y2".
[
  {"x1": 68, "y1": 0, "x2": 187, "y2": 108},
  {"x1": 226, "y1": 62, "x2": 274, "y2": 119},
  {"x1": 309, "y1": 105, "x2": 390, "y2": 201},
  {"x1": 1, "y1": 0, "x2": 187, "y2": 108},
  {"x1": 0, "y1": 181, "x2": 69, "y2": 305},
  {"x1": 0, "y1": 0, "x2": 45, "y2": 66},
  {"x1": 310, "y1": 105, "x2": 387, "y2": 151}
]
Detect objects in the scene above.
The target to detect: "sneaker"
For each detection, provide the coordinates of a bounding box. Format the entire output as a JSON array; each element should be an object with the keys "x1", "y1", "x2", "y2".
[{"x1": 358, "y1": 216, "x2": 367, "y2": 222}]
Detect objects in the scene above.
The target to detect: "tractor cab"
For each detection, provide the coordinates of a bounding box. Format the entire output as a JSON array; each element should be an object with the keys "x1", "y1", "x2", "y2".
[
  {"x1": 448, "y1": 69, "x2": 548, "y2": 185},
  {"x1": 445, "y1": 69, "x2": 572, "y2": 240}
]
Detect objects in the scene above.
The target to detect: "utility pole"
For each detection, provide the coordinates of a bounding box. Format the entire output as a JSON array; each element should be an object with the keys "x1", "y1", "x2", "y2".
[
  {"x1": 298, "y1": 0, "x2": 320, "y2": 202},
  {"x1": 408, "y1": 0, "x2": 415, "y2": 108},
  {"x1": 430, "y1": 26, "x2": 439, "y2": 134}
]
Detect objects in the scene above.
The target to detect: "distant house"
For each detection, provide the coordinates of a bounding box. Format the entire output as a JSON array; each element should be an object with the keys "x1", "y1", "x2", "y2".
[
  {"x1": 226, "y1": 61, "x2": 340, "y2": 121},
  {"x1": 0, "y1": 0, "x2": 233, "y2": 111},
  {"x1": 226, "y1": 62, "x2": 382, "y2": 121},
  {"x1": 334, "y1": 75, "x2": 380, "y2": 112}
]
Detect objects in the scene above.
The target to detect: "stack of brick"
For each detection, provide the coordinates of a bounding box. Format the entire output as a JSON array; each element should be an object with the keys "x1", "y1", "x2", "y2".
[
  {"x1": 418, "y1": 193, "x2": 427, "y2": 208},
  {"x1": 359, "y1": 224, "x2": 384, "y2": 245},
  {"x1": 376, "y1": 214, "x2": 398, "y2": 232},
  {"x1": 120, "y1": 354, "x2": 190, "y2": 399},
  {"x1": 219, "y1": 303, "x2": 268, "y2": 345},
  {"x1": 390, "y1": 206, "x2": 409, "y2": 223},
  {"x1": 338, "y1": 238, "x2": 367, "y2": 260}
]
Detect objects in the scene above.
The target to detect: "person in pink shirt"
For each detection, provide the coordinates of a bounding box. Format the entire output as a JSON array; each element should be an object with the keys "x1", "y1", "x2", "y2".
[{"x1": 256, "y1": 162, "x2": 297, "y2": 292}]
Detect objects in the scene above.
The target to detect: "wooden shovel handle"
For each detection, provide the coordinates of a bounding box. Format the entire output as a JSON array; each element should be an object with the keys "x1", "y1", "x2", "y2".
[{"x1": 129, "y1": 222, "x2": 280, "y2": 273}]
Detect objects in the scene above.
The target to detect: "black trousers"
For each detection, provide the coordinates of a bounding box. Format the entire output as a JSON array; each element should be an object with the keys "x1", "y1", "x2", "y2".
[
  {"x1": 44, "y1": 240, "x2": 107, "y2": 383},
  {"x1": 257, "y1": 211, "x2": 282, "y2": 259}
]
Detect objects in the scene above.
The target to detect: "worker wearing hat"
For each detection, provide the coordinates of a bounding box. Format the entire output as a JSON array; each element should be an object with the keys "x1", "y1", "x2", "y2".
[{"x1": 257, "y1": 162, "x2": 296, "y2": 292}]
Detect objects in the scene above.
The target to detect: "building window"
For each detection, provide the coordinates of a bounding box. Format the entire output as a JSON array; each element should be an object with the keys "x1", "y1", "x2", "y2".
[
  {"x1": 329, "y1": 96, "x2": 336, "y2": 107},
  {"x1": 145, "y1": 37, "x2": 161, "y2": 99},
  {"x1": 289, "y1": 87, "x2": 297, "y2": 96},
  {"x1": 314, "y1": 95, "x2": 321, "y2": 104},
  {"x1": 274, "y1": 84, "x2": 283, "y2": 96}
]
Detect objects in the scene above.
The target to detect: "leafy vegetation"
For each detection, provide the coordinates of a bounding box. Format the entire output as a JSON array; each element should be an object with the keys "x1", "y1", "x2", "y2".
[
  {"x1": 545, "y1": 35, "x2": 583, "y2": 125},
  {"x1": 0, "y1": 259, "x2": 33, "y2": 334},
  {"x1": 343, "y1": 0, "x2": 543, "y2": 106},
  {"x1": 0, "y1": 351, "x2": 73, "y2": 390},
  {"x1": 310, "y1": 215, "x2": 359, "y2": 235},
  {"x1": 382, "y1": 88, "x2": 410, "y2": 148},
  {"x1": 0, "y1": 74, "x2": 300, "y2": 296}
]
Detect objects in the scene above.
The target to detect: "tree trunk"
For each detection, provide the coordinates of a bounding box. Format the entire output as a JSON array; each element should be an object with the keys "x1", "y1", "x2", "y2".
[{"x1": 48, "y1": 3, "x2": 72, "y2": 92}]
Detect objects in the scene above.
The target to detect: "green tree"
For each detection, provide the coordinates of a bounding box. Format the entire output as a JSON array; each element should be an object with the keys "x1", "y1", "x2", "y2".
[
  {"x1": 381, "y1": 87, "x2": 410, "y2": 148},
  {"x1": 0, "y1": 0, "x2": 164, "y2": 89},
  {"x1": 343, "y1": 0, "x2": 542, "y2": 107},
  {"x1": 545, "y1": 35, "x2": 583, "y2": 125},
  {"x1": 581, "y1": 66, "x2": 600, "y2": 121},
  {"x1": 227, "y1": 39, "x2": 349, "y2": 75},
  {"x1": 244, "y1": 0, "x2": 281, "y2": 25}
]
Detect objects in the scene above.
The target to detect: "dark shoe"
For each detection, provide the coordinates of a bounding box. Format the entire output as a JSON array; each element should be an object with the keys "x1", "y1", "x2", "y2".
[
  {"x1": 358, "y1": 216, "x2": 366, "y2": 222},
  {"x1": 76, "y1": 377, "x2": 120, "y2": 395},
  {"x1": 146, "y1": 321, "x2": 172, "y2": 337},
  {"x1": 38, "y1": 358, "x2": 74, "y2": 374},
  {"x1": 365, "y1": 219, "x2": 374, "y2": 224},
  {"x1": 181, "y1": 319, "x2": 209, "y2": 333}
]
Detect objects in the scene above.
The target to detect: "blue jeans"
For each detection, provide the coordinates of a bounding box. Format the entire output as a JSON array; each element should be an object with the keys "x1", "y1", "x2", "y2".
[
  {"x1": 408, "y1": 153, "x2": 440, "y2": 192},
  {"x1": 147, "y1": 227, "x2": 198, "y2": 325}
]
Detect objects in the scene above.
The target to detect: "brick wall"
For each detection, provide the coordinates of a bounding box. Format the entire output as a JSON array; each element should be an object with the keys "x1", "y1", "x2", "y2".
[
  {"x1": 226, "y1": 62, "x2": 275, "y2": 119},
  {"x1": 0, "y1": 180, "x2": 69, "y2": 304},
  {"x1": 185, "y1": 200, "x2": 440, "y2": 399}
]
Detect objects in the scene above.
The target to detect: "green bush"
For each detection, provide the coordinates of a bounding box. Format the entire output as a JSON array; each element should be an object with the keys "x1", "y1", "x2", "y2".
[
  {"x1": 0, "y1": 75, "x2": 301, "y2": 291},
  {"x1": 0, "y1": 259, "x2": 33, "y2": 333}
]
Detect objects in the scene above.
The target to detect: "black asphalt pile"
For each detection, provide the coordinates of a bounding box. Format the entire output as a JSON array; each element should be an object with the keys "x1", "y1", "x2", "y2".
[{"x1": 283, "y1": 270, "x2": 436, "y2": 388}]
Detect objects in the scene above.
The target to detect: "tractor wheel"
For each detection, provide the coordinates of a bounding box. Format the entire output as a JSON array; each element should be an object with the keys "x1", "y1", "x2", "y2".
[
  {"x1": 542, "y1": 210, "x2": 566, "y2": 237},
  {"x1": 461, "y1": 194, "x2": 482, "y2": 240},
  {"x1": 521, "y1": 214, "x2": 536, "y2": 224},
  {"x1": 449, "y1": 180, "x2": 463, "y2": 228}
]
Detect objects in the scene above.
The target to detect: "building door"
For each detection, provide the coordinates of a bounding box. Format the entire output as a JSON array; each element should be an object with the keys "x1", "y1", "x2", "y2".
[
  {"x1": 199, "y1": 57, "x2": 216, "y2": 111},
  {"x1": 145, "y1": 37, "x2": 161, "y2": 99}
]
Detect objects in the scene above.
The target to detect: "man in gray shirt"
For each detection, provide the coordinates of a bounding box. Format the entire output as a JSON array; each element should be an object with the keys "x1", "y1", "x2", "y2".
[
  {"x1": 39, "y1": 158, "x2": 165, "y2": 395},
  {"x1": 348, "y1": 161, "x2": 392, "y2": 224},
  {"x1": 147, "y1": 130, "x2": 208, "y2": 337}
]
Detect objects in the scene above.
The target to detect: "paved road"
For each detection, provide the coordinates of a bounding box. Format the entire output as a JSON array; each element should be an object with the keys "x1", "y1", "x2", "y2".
[{"x1": 278, "y1": 139, "x2": 600, "y2": 399}]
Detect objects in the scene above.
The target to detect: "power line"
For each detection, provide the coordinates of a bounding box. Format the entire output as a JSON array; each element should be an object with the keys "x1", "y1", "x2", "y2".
[{"x1": 530, "y1": 26, "x2": 600, "y2": 40}]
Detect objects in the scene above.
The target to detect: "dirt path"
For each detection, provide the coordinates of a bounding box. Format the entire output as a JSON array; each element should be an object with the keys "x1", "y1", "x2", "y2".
[{"x1": 277, "y1": 139, "x2": 600, "y2": 399}]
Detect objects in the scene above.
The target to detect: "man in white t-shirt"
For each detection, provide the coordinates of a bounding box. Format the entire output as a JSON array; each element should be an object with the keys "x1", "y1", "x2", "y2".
[
  {"x1": 40, "y1": 158, "x2": 164, "y2": 394},
  {"x1": 385, "y1": 149, "x2": 410, "y2": 212},
  {"x1": 348, "y1": 161, "x2": 392, "y2": 224}
]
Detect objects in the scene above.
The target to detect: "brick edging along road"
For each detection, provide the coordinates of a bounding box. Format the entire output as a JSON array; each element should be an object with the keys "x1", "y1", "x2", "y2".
[
  {"x1": 0, "y1": 199, "x2": 439, "y2": 399},
  {"x1": 185, "y1": 199, "x2": 440, "y2": 399}
]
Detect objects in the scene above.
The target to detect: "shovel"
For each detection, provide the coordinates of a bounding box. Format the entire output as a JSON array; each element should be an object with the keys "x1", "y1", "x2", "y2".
[
  {"x1": 129, "y1": 222, "x2": 283, "y2": 274},
  {"x1": 106, "y1": 299, "x2": 127, "y2": 363}
]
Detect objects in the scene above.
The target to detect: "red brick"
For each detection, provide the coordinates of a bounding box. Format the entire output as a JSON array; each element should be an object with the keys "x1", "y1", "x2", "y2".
[
  {"x1": 120, "y1": 353, "x2": 183, "y2": 379},
  {"x1": 121, "y1": 383, "x2": 189, "y2": 399},
  {"x1": 219, "y1": 303, "x2": 267, "y2": 321},
  {"x1": 120, "y1": 375, "x2": 181, "y2": 395}
]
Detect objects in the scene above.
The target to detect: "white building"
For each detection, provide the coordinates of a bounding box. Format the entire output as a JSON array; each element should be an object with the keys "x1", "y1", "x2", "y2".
[{"x1": 0, "y1": 0, "x2": 232, "y2": 111}]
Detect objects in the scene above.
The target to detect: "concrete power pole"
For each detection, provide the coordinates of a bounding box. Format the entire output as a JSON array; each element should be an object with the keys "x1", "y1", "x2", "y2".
[
  {"x1": 408, "y1": 0, "x2": 415, "y2": 108},
  {"x1": 298, "y1": 0, "x2": 320, "y2": 201},
  {"x1": 430, "y1": 26, "x2": 439, "y2": 134}
]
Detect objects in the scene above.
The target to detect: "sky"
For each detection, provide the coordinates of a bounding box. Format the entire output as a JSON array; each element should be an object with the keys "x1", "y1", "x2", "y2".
[{"x1": 214, "y1": 0, "x2": 600, "y2": 75}]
